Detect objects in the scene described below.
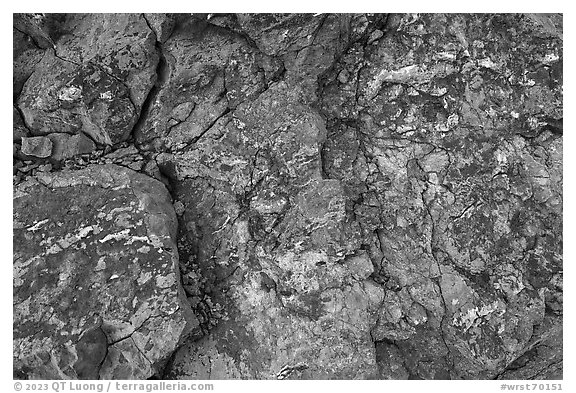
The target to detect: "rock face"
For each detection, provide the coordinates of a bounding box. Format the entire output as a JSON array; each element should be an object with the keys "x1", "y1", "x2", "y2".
[
  {"x1": 13, "y1": 25, "x2": 44, "y2": 99},
  {"x1": 134, "y1": 15, "x2": 275, "y2": 150},
  {"x1": 13, "y1": 165, "x2": 199, "y2": 379},
  {"x1": 17, "y1": 14, "x2": 158, "y2": 146},
  {"x1": 160, "y1": 82, "x2": 379, "y2": 379},
  {"x1": 47, "y1": 133, "x2": 96, "y2": 161},
  {"x1": 319, "y1": 13, "x2": 562, "y2": 379},
  {"x1": 14, "y1": 13, "x2": 562, "y2": 380}
]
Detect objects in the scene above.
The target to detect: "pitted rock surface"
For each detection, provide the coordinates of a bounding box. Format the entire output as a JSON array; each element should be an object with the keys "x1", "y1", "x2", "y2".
[{"x1": 13, "y1": 164, "x2": 199, "y2": 379}]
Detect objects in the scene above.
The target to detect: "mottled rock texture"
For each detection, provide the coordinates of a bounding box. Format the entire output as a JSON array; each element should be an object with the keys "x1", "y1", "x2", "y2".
[
  {"x1": 13, "y1": 165, "x2": 199, "y2": 379},
  {"x1": 17, "y1": 14, "x2": 158, "y2": 145},
  {"x1": 14, "y1": 13, "x2": 562, "y2": 380},
  {"x1": 319, "y1": 13, "x2": 562, "y2": 379}
]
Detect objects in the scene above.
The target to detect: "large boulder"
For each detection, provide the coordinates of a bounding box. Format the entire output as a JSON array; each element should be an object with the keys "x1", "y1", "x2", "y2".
[
  {"x1": 13, "y1": 164, "x2": 199, "y2": 379},
  {"x1": 165, "y1": 179, "x2": 381, "y2": 379}
]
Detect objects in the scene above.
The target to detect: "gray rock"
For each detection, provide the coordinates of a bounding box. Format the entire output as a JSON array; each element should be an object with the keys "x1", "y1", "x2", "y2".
[
  {"x1": 20, "y1": 136, "x2": 52, "y2": 158},
  {"x1": 367, "y1": 29, "x2": 383, "y2": 44},
  {"x1": 13, "y1": 14, "x2": 57, "y2": 50},
  {"x1": 54, "y1": 13, "x2": 158, "y2": 110},
  {"x1": 235, "y1": 14, "x2": 356, "y2": 100},
  {"x1": 13, "y1": 164, "x2": 200, "y2": 379},
  {"x1": 162, "y1": 82, "x2": 377, "y2": 379},
  {"x1": 48, "y1": 133, "x2": 96, "y2": 161},
  {"x1": 12, "y1": 13, "x2": 563, "y2": 381},
  {"x1": 135, "y1": 17, "x2": 273, "y2": 149},
  {"x1": 17, "y1": 13, "x2": 158, "y2": 146},
  {"x1": 18, "y1": 52, "x2": 138, "y2": 146},
  {"x1": 497, "y1": 317, "x2": 562, "y2": 380},
  {"x1": 321, "y1": 13, "x2": 563, "y2": 379},
  {"x1": 13, "y1": 107, "x2": 29, "y2": 142},
  {"x1": 103, "y1": 145, "x2": 140, "y2": 160},
  {"x1": 143, "y1": 13, "x2": 176, "y2": 43},
  {"x1": 13, "y1": 28, "x2": 45, "y2": 99}
]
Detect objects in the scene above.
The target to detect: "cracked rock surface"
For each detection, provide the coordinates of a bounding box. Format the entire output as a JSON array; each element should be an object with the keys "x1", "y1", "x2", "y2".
[
  {"x1": 13, "y1": 165, "x2": 199, "y2": 379},
  {"x1": 13, "y1": 13, "x2": 562, "y2": 380}
]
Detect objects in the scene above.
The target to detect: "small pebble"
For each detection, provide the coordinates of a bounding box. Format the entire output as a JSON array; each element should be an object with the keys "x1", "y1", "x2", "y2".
[{"x1": 174, "y1": 200, "x2": 185, "y2": 216}]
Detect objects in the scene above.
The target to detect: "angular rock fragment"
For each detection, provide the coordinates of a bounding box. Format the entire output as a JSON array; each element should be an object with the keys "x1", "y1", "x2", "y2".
[
  {"x1": 18, "y1": 51, "x2": 138, "y2": 145},
  {"x1": 54, "y1": 13, "x2": 158, "y2": 110},
  {"x1": 13, "y1": 164, "x2": 199, "y2": 379},
  {"x1": 20, "y1": 136, "x2": 52, "y2": 158},
  {"x1": 13, "y1": 13, "x2": 58, "y2": 49},
  {"x1": 143, "y1": 13, "x2": 176, "y2": 43},
  {"x1": 48, "y1": 133, "x2": 96, "y2": 161},
  {"x1": 496, "y1": 318, "x2": 562, "y2": 380},
  {"x1": 234, "y1": 14, "x2": 377, "y2": 100}
]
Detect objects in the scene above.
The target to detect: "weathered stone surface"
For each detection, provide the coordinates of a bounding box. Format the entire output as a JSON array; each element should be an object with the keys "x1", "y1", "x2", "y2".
[
  {"x1": 134, "y1": 13, "x2": 380, "y2": 148},
  {"x1": 14, "y1": 107, "x2": 29, "y2": 142},
  {"x1": 13, "y1": 13, "x2": 563, "y2": 381},
  {"x1": 13, "y1": 14, "x2": 59, "y2": 50},
  {"x1": 54, "y1": 14, "x2": 158, "y2": 110},
  {"x1": 48, "y1": 133, "x2": 96, "y2": 161},
  {"x1": 13, "y1": 164, "x2": 199, "y2": 379},
  {"x1": 20, "y1": 136, "x2": 52, "y2": 158},
  {"x1": 13, "y1": 27, "x2": 44, "y2": 99},
  {"x1": 143, "y1": 13, "x2": 176, "y2": 43},
  {"x1": 496, "y1": 317, "x2": 562, "y2": 380},
  {"x1": 235, "y1": 14, "x2": 381, "y2": 101},
  {"x1": 160, "y1": 82, "x2": 378, "y2": 379},
  {"x1": 18, "y1": 51, "x2": 139, "y2": 145},
  {"x1": 17, "y1": 14, "x2": 158, "y2": 145},
  {"x1": 319, "y1": 13, "x2": 563, "y2": 379},
  {"x1": 135, "y1": 16, "x2": 278, "y2": 149}
]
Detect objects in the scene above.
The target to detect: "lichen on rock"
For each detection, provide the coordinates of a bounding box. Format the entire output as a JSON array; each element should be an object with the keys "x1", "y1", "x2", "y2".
[
  {"x1": 13, "y1": 13, "x2": 562, "y2": 381},
  {"x1": 13, "y1": 165, "x2": 199, "y2": 379}
]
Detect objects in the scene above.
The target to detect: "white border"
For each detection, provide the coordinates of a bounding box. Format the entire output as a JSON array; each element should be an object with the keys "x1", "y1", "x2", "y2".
[{"x1": 2, "y1": 4, "x2": 571, "y2": 390}]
